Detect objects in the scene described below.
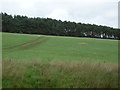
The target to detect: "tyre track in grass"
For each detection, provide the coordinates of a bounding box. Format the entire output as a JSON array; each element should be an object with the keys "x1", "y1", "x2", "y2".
[
  {"x1": 14, "y1": 37, "x2": 49, "y2": 49},
  {"x1": 3, "y1": 37, "x2": 49, "y2": 50}
]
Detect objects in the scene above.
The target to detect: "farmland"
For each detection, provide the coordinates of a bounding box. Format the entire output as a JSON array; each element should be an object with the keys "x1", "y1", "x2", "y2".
[{"x1": 2, "y1": 32, "x2": 118, "y2": 88}]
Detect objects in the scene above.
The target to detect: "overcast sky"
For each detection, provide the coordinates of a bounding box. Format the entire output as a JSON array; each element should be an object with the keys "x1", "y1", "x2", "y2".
[{"x1": 0, "y1": 0, "x2": 119, "y2": 28}]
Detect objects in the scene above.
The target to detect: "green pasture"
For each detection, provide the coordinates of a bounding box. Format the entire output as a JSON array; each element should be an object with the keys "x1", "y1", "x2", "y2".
[
  {"x1": 2, "y1": 32, "x2": 118, "y2": 63},
  {"x1": 2, "y1": 32, "x2": 118, "y2": 88}
]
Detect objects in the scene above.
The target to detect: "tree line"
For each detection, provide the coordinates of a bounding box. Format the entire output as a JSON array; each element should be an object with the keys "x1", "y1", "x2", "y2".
[{"x1": 1, "y1": 13, "x2": 120, "y2": 40}]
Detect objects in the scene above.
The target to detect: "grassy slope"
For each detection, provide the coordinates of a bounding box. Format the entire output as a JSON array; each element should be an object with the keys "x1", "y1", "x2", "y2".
[
  {"x1": 2, "y1": 32, "x2": 118, "y2": 88},
  {"x1": 3, "y1": 32, "x2": 118, "y2": 63}
]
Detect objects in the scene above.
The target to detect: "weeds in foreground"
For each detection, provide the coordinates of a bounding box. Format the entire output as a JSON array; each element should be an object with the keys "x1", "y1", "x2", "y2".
[{"x1": 2, "y1": 59, "x2": 118, "y2": 88}]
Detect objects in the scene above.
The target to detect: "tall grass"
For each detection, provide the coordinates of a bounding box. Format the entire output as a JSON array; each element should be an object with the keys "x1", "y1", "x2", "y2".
[{"x1": 3, "y1": 59, "x2": 118, "y2": 88}]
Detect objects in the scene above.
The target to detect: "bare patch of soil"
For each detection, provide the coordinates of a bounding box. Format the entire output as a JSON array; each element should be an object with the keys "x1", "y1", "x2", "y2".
[
  {"x1": 79, "y1": 42, "x2": 88, "y2": 45},
  {"x1": 14, "y1": 37, "x2": 48, "y2": 49}
]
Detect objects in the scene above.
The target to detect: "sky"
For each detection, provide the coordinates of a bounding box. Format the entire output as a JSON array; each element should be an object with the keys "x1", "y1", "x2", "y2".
[{"x1": 0, "y1": 0, "x2": 119, "y2": 28}]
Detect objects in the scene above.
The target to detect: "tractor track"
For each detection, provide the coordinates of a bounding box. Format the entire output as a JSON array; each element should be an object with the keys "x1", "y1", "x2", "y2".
[{"x1": 3, "y1": 37, "x2": 49, "y2": 50}]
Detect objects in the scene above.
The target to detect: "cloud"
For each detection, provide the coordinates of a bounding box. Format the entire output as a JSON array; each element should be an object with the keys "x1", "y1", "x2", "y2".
[
  {"x1": 0, "y1": 0, "x2": 119, "y2": 28},
  {"x1": 81, "y1": 6, "x2": 118, "y2": 27},
  {"x1": 45, "y1": 9, "x2": 71, "y2": 21}
]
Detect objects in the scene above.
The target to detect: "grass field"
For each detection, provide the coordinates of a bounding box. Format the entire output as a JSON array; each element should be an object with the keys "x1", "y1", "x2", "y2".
[{"x1": 2, "y1": 32, "x2": 118, "y2": 88}]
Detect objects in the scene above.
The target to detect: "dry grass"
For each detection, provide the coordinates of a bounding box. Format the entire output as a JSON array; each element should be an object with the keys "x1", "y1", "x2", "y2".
[
  {"x1": 2, "y1": 59, "x2": 118, "y2": 88},
  {"x1": 79, "y1": 42, "x2": 88, "y2": 45}
]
